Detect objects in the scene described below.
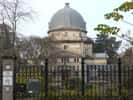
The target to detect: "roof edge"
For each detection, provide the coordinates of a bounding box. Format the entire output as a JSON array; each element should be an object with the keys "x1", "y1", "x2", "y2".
[{"x1": 48, "y1": 28, "x2": 87, "y2": 33}]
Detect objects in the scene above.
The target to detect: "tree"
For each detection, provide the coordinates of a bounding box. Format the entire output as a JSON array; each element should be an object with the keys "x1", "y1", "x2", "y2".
[
  {"x1": 15, "y1": 35, "x2": 59, "y2": 64},
  {"x1": 94, "y1": 34, "x2": 121, "y2": 58},
  {"x1": 0, "y1": 0, "x2": 32, "y2": 47},
  {"x1": 15, "y1": 35, "x2": 44, "y2": 64},
  {"x1": 94, "y1": 1, "x2": 133, "y2": 44},
  {"x1": 94, "y1": 34, "x2": 108, "y2": 53}
]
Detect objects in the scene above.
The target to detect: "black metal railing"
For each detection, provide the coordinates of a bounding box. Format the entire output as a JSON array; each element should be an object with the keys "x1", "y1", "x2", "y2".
[{"x1": 13, "y1": 59, "x2": 133, "y2": 100}]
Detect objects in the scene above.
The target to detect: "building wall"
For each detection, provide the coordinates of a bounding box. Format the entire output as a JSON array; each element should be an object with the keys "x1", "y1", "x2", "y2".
[
  {"x1": 49, "y1": 30, "x2": 93, "y2": 57},
  {"x1": 49, "y1": 30, "x2": 87, "y2": 41},
  {"x1": 93, "y1": 59, "x2": 107, "y2": 65},
  {"x1": 54, "y1": 42, "x2": 83, "y2": 55},
  {"x1": 48, "y1": 30, "x2": 107, "y2": 66}
]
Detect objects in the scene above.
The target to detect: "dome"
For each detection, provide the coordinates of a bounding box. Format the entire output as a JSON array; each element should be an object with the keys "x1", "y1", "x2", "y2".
[{"x1": 48, "y1": 3, "x2": 86, "y2": 32}]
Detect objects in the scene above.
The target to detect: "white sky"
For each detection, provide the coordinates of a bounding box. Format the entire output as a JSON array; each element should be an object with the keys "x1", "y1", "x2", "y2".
[{"x1": 18, "y1": 0, "x2": 133, "y2": 38}]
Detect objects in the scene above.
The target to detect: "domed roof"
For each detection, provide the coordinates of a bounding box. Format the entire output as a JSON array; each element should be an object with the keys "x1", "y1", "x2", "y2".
[{"x1": 48, "y1": 3, "x2": 86, "y2": 32}]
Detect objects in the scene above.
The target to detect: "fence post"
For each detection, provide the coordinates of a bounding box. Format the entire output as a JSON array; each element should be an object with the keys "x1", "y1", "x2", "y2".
[
  {"x1": 81, "y1": 57, "x2": 85, "y2": 96},
  {"x1": 2, "y1": 55, "x2": 16, "y2": 100},
  {"x1": 118, "y1": 57, "x2": 122, "y2": 96},
  {"x1": 45, "y1": 58, "x2": 48, "y2": 98}
]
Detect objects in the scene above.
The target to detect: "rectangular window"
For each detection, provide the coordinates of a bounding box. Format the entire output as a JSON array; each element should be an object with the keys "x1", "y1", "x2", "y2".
[
  {"x1": 85, "y1": 48, "x2": 89, "y2": 56},
  {"x1": 64, "y1": 45, "x2": 68, "y2": 49},
  {"x1": 61, "y1": 58, "x2": 64, "y2": 63},
  {"x1": 77, "y1": 58, "x2": 79, "y2": 62},
  {"x1": 74, "y1": 58, "x2": 76, "y2": 62}
]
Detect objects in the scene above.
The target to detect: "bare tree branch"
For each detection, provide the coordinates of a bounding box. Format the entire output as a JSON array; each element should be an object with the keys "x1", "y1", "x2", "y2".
[
  {"x1": 122, "y1": 19, "x2": 133, "y2": 26},
  {"x1": 0, "y1": 0, "x2": 33, "y2": 48}
]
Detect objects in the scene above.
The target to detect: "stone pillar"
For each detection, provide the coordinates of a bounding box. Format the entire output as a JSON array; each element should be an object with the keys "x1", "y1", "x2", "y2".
[{"x1": 2, "y1": 56, "x2": 16, "y2": 100}]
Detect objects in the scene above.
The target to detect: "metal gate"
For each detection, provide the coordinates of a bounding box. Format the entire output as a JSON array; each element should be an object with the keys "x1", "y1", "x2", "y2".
[{"x1": 14, "y1": 61, "x2": 133, "y2": 100}]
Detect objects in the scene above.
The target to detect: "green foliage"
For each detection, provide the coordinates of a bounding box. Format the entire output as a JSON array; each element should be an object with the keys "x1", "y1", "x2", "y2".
[
  {"x1": 94, "y1": 34, "x2": 121, "y2": 57},
  {"x1": 94, "y1": 1, "x2": 133, "y2": 38},
  {"x1": 105, "y1": 88, "x2": 119, "y2": 96},
  {"x1": 64, "y1": 78, "x2": 81, "y2": 89},
  {"x1": 93, "y1": 34, "x2": 108, "y2": 53},
  {"x1": 62, "y1": 90, "x2": 80, "y2": 96},
  {"x1": 104, "y1": 1, "x2": 133, "y2": 21},
  {"x1": 94, "y1": 24, "x2": 120, "y2": 35},
  {"x1": 115, "y1": 1, "x2": 133, "y2": 12},
  {"x1": 85, "y1": 84, "x2": 101, "y2": 96},
  {"x1": 105, "y1": 1, "x2": 133, "y2": 22},
  {"x1": 130, "y1": 41, "x2": 133, "y2": 45},
  {"x1": 104, "y1": 11, "x2": 123, "y2": 21}
]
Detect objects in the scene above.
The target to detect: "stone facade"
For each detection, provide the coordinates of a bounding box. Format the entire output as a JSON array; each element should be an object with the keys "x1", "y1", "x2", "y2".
[{"x1": 47, "y1": 3, "x2": 107, "y2": 69}]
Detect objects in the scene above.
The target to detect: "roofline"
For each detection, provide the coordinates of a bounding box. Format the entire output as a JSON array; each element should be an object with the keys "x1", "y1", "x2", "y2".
[
  {"x1": 48, "y1": 28, "x2": 87, "y2": 33},
  {"x1": 50, "y1": 40, "x2": 93, "y2": 44}
]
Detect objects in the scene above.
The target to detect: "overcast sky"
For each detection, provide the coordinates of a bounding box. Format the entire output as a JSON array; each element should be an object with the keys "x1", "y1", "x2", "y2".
[{"x1": 18, "y1": 0, "x2": 132, "y2": 38}]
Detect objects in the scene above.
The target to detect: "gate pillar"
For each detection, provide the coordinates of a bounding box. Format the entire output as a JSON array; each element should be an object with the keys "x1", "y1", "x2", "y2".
[{"x1": 2, "y1": 55, "x2": 16, "y2": 100}]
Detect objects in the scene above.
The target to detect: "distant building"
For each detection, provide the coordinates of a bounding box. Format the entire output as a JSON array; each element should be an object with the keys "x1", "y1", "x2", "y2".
[
  {"x1": 93, "y1": 53, "x2": 108, "y2": 64},
  {"x1": 121, "y1": 47, "x2": 133, "y2": 64},
  {"x1": 47, "y1": 3, "x2": 107, "y2": 69}
]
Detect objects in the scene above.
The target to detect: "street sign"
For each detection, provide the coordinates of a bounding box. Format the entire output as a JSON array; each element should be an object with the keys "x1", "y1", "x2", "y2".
[
  {"x1": 3, "y1": 77, "x2": 13, "y2": 86},
  {"x1": 5, "y1": 65, "x2": 11, "y2": 69},
  {"x1": 3, "y1": 71, "x2": 13, "y2": 86},
  {"x1": 3, "y1": 71, "x2": 13, "y2": 77}
]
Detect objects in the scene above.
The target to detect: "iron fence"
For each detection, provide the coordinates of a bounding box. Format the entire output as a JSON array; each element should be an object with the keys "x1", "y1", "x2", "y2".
[{"x1": 12, "y1": 59, "x2": 133, "y2": 100}]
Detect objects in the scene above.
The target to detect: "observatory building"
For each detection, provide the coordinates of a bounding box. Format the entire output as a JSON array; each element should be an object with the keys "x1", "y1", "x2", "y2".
[{"x1": 47, "y1": 3, "x2": 107, "y2": 69}]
